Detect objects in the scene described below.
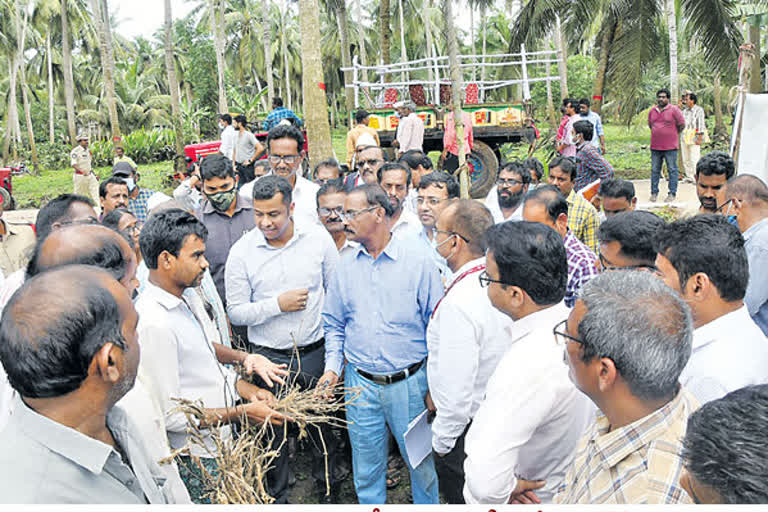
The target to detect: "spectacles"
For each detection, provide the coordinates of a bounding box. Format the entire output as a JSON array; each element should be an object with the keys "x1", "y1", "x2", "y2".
[
  {"x1": 318, "y1": 206, "x2": 344, "y2": 218},
  {"x1": 435, "y1": 229, "x2": 470, "y2": 244},
  {"x1": 552, "y1": 319, "x2": 583, "y2": 347},
  {"x1": 598, "y1": 253, "x2": 660, "y2": 274},
  {"x1": 478, "y1": 270, "x2": 510, "y2": 288},
  {"x1": 716, "y1": 198, "x2": 733, "y2": 214},
  {"x1": 339, "y1": 206, "x2": 378, "y2": 221},
  {"x1": 358, "y1": 159, "x2": 382, "y2": 168},
  {"x1": 60, "y1": 217, "x2": 99, "y2": 227},
  {"x1": 268, "y1": 154, "x2": 301, "y2": 164},
  {"x1": 497, "y1": 178, "x2": 523, "y2": 187},
  {"x1": 416, "y1": 197, "x2": 448, "y2": 207}
]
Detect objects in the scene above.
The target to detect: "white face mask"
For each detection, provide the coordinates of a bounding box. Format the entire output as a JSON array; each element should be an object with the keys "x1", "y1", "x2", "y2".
[{"x1": 124, "y1": 177, "x2": 136, "y2": 191}]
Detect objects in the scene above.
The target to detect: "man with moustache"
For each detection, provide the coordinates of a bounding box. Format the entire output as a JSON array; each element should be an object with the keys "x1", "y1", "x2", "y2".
[
  {"x1": 695, "y1": 151, "x2": 735, "y2": 214},
  {"x1": 416, "y1": 171, "x2": 459, "y2": 284},
  {"x1": 317, "y1": 180, "x2": 359, "y2": 257},
  {"x1": 483, "y1": 162, "x2": 531, "y2": 224},
  {"x1": 648, "y1": 88, "x2": 685, "y2": 203},
  {"x1": 377, "y1": 162, "x2": 422, "y2": 240}
]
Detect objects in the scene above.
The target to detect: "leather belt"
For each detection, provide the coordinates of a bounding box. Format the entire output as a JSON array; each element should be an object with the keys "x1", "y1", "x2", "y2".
[
  {"x1": 253, "y1": 338, "x2": 324, "y2": 357},
  {"x1": 356, "y1": 359, "x2": 425, "y2": 385}
]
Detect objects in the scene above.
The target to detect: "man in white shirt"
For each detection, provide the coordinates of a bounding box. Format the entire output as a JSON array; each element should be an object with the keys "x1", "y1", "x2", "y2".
[
  {"x1": 399, "y1": 150, "x2": 434, "y2": 215},
  {"x1": 135, "y1": 209, "x2": 289, "y2": 503},
  {"x1": 225, "y1": 175, "x2": 341, "y2": 503},
  {"x1": 417, "y1": 171, "x2": 460, "y2": 285},
  {"x1": 655, "y1": 214, "x2": 768, "y2": 404},
  {"x1": 393, "y1": 101, "x2": 424, "y2": 157},
  {"x1": 463, "y1": 221, "x2": 594, "y2": 504},
  {"x1": 484, "y1": 161, "x2": 531, "y2": 224},
  {"x1": 377, "y1": 162, "x2": 422, "y2": 240},
  {"x1": 426, "y1": 199, "x2": 511, "y2": 503},
  {"x1": 218, "y1": 114, "x2": 237, "y2": 163}
]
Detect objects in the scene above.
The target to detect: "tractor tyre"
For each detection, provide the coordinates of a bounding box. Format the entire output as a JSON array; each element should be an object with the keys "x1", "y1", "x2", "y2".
[
  {"x1": 0, "y1": 188, "x2": 13, "y2": 211},
  {"x1": 466, "y1": 140, "x2": 499, "y2": 199}
]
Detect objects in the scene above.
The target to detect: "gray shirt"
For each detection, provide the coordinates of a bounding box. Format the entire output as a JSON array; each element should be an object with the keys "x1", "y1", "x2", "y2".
[
  {"x1": 744, "y1": 217, "x2": 768, "y2": 335},
  {"x1": 0, "y1": 395, "x2": 167, "y2": 504},
  {"x1": 199, "y1": 194, "x2": 255, "y2": 304},
  {"x1": 235, "y1": 129, "x2": 259, "y2": 164}
]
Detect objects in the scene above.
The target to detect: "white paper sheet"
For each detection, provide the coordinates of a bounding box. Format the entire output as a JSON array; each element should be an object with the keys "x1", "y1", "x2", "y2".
[{"x1": 403, "y1": 409, "x2": 432, "y2": 468}]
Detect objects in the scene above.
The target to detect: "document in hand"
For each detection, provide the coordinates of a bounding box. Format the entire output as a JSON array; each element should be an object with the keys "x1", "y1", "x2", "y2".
[{"x1": 404, "y1": 409, "x2": 432, "y2": 468}]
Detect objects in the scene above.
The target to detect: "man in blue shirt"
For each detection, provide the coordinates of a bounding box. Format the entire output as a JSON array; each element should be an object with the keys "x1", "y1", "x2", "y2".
[
  {"x1": 577, "y1": 98, "x2": 606, "y2": 154},
  {"x1": 264, "y1": 97, "x2": 303, "y2": 131},
  {"x1": 319, "y1": 184, "x2": 443, "y2": 504}
]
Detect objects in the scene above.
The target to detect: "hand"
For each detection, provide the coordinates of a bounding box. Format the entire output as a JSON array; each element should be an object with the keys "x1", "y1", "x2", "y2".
[
  {"x1": 601, "y1": 145, "x2": 607, "y2": 155},
  {"x1": 316, "y1": 370, "x2": 339, "y2": 398},
  {"x1": 507, "y1": 478, "x2": 545, "y2": 504},
  {"x1": 278, "y1": 288, "x2": 310, "y2": 312},
  {"x1": 189, "y1": 174, "x2": 200, "y2": 187},
  {"x1": 695, "y1": 134, "x2": 703, "y2": 146},
  {"x1": 425, "y1": 391, "x2": 436, "y2": 413},
  {"x1": 242, "y1": 353, "x2": 289, "y2": 387},
  {"x1": 242, "y1": 399, "x2": 290, "y2": 426},
  {"x1": 251, "y1": 388, "x2": 278, "y2": 407}
]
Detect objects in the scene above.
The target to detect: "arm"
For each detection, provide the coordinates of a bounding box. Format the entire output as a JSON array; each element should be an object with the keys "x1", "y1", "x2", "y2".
[
  {"x1": 321, "y1": 270, "x2": 346, "y2": 377},
  {"x1": 346, "y1": 131, "x2": 356, "y2": 168},
  {"x1": 596, "y1": 152, "x2": 615, "y2": 182},
  {"x1": 321, "y1": 232, "x2": 340, "y2": 293},
  {"x1": 419, "y1": 255, "x2": 444, "y2": 324},
  {"x1": 225, "y1": 246, "x2": 283, "y2": 327},
  {"x1": 647, "y1": 109, "x2": 654, "y2": 130},
  {"x1": 173, "y1": 177, "x2": 202, "y2": 213},
  {"x1": 744, "y1": 247, "x2": 768, "y2": 316},
  {"x1": 400, "y1": 117, "x2": 414, "y2": 153},
  {"x1": 467, "y1": 117, "x2": 474, "y2": 153},
  {"x1": 580, "y1": 204, "x2": 601, "y2": 255},
  {"x1": 676, "y1": 108, "x2": 686, "y2": 132}
]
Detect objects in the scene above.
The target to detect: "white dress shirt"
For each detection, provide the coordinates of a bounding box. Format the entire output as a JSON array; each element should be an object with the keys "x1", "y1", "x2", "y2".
[
  {"x1": 219, "y1": 125, "x2": 237, "y2": 161},
  {"x1": 427, "y1": 257, "x2": 512, "y2": 454},
  {"x1": 463, "y1": 302, "x2": 595, "y2": 504},
  {"x1": 680, "y1": 305, "x2": 768, "y2": 404},
  {"x1": 135, "y1": 282, "x2": 238, "y2": 457},
  {"x1": 484, "y1": 185, "x2": 524, "y2": 224},
  {"x1": 396, "y1": 112, "x2": 425, "y2": 153},
  {"x1": 404, "y1": 188, "x2": 418, "y2": 215},
  {"x1": 390, "y1": 208, "x2": 423, "y2": 241},
  {"x1": 339, "y1": 237, "x2": 360, "y2": 258},
  {"x1": 243, "y1": 174, "x2": 321, "y2": 227},
  {"x1": 226, "y1": 221, "x2": 338, "y2": 350}
]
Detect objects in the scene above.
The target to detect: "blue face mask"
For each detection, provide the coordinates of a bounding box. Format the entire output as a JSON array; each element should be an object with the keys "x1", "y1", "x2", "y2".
[{"x1": 727, "y1": 215, "x2": 738, "y2": 226}]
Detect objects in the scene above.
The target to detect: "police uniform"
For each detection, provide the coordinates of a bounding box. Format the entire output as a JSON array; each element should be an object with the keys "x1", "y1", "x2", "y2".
[
  {"x1": 0, "y1": 220, "x2": 36, "y2": 275},
  {"x1": 71, "y1": 141, "x2": 99, "y2": 208}
]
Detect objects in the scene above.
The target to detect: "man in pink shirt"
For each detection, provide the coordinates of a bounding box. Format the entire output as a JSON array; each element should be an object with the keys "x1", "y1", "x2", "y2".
[
  {"x1": 441, "y1": 106, "x2": 474, "y2": 174},
  {"x1": 556, "y1": 99, "x2": 578, "y2": 157},
  {"x1": 648, "y1": 88, "x2": 685, "y2": 203}
]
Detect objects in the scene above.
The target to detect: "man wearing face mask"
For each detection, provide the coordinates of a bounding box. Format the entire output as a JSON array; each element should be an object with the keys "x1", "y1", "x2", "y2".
[
  {"x1": 484, "y1": 161, "x2": 531, "y2": 224},
  {"x1": 111, "y1": 162, "x2": 170, "y2": 224}
]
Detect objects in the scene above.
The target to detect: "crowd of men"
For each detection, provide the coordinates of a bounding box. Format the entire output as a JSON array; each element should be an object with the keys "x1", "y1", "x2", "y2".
[{"x1": 1, "y1": 110, "x2": 768, "y2": 506}]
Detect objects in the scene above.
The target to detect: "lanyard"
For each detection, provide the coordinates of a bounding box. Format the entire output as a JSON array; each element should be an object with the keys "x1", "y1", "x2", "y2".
[{"x1": 431, "y1": 264, "x2": 486, "y2": 319}]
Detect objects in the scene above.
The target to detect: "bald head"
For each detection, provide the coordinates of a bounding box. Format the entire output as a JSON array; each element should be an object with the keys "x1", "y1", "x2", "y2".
[
  {"x1": 726, "y1": 174, "x2": 768, "y2": 206},
  {"x1": 440, "y1": 199, "x2": 493, "y2": 256}
]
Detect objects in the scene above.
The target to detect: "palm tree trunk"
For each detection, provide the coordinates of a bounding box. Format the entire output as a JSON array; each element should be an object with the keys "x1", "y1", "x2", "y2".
[
  {"x1": 299, "y1": 0, "x2": 334, "y2": 167},
  {"x1": 424, "y1": 0, "x2": 434, "y2": 86},
  {"x1": 546, "y1": 58, "x2": 557, "y2": 128},
  {"x1": 470, "y1": 5, "x2": 476, "y2": 81},
  {"x1": 379, "y1": 0, "x2": 391, "y2": 65},
  {"x1": 282, "y1": 0, "x2": 291, "y2": 109},
  {"x1": 261, "y1": 6, "x2": 274, "y2": 106},
  {"x1": 592, "y1": 18, "x2": 617, "y2": 114},
  {"x1": 665, "y1": 0, "x2": 679, "y2": 103},
  {"x1": 15, "y1": 0, "x2": 38, "y2": 166},
  {"x1": 355, "y1": 0, "x2": 368, "y2": 83},
  {"x1": 91, "y1": 0, "x2": 121, "y2": 139},
  {"x1": 61, "y1": 0, "x2": 77, "y2": 144},
  {"x1": 164, "y1": 0, "x2": 184, "y2": 168},
  {"x1": 398, "y1": 0, "x2": 407, "y2": 82},
  {"x1": 480, "y1": 4, "x2": 486, "y2": 101},
  {"x1": 336, "y1": 0, "x2": 355, "y2": 125},
  {"x1": 713, "y1": 74, "x2": 726, "y2": 137},
  {"x1": 47, "y1": 32, "x2": 55, "y2": 143},
  {"x1": 555, "y1": 15, "x2": 568, "y2": 99},
  {"x1": 443, "y1": 0, "x2": 468, "y2": 198},
  {"x1": 6, "y1": 56, "x2": 20, "y2": 158},
  {"x1": 211, "y1": 0, "x2": 228, "y2": 113}
]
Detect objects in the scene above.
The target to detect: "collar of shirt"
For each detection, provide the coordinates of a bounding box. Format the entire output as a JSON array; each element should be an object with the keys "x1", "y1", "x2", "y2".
[
  {"x1": 446, "y1": 257, "x2": 485, "y2": 287},
  {"x1": 354, "y1": 233, "x2": 401, "y2": 261},
  {"x1": 692, "y1": 305, "x2": 750, "y2": 351},
  {"x1": 744, "y1": 217, "x2": 768, "y2": 242},
  {"x1": 250, "y1": 220, "x2": 306, "y2": 250},
  {"x1": 201, "y1": 193, "x2": 253, "y2": 216},
  {"x1": 391, "y1": 208, "x2": 422, "y2": 234},
  {"x1": 510, "y1": 301, "x2": 569, "y2": 341},
  {"x1": 141, "y1": 280, "x2": 184, "y2": 311},
  {"x1": 590, "y1": 387, "x2": 688, "y2": 469}
]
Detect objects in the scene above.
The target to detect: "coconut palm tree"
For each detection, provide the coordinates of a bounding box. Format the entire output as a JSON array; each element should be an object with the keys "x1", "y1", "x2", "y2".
[
  {"x1": 442, "y1": 0, "x2": 469, "y2": 197},
  {"x1": 380, "y1": 0, "x2": 391, "y2": 65},
  {"x1": 89, "y1": 0, "x2": 121, "y2": 139},
  {"x1": 164, "y1": 0, "x2": 184, "y2": 162}
]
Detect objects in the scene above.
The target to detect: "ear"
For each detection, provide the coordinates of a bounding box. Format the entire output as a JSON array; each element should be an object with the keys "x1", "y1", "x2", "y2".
[
  {"x1": 92, "y1": 342, "x2": 122, "y2": 385},
  {"x1": 135, "y1": 172, "x2": 141, "y2": 182},
  {"x1": 289, "y1": 202, "x2": 296, "y2": 218},
  {"x1": 631, "y1": 197, "x2": 638, "y2": 209},
  {"x1": 523, "y1": 184, "x2": 530, "y2": 194},
  {"x1": 300, "y1": 149, "x2": 307, "y2": 161},
  {"x1": 556, "y1": 213, "x2": 569, "y2": 235},
  {"x1": 687, "y1": 272, "x2": 710, "y2": 299},
  {"x1": 160, "y1": 250, "x2": 174, "y2": 270},
  {"x1": 596, "y1": 357, "x2": 619, "y2": 393},
  {"x1": 506, "y1": 285, "x2": 527, "y2": 310}
]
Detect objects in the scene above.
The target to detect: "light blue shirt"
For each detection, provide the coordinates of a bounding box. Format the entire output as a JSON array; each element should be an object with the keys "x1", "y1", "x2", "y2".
[
  {"x1": 323, "y1": 233, "x2": 444, "y2": 376},
  {"x1": 744, "y1": 217, "x2": 768, "y2": 335},
  {"x1": 578, "y1": 110, "x2": 604, "y2": 149},
  {"x1": 419, "y1": 228, "x2": 453, "y2": 286}
]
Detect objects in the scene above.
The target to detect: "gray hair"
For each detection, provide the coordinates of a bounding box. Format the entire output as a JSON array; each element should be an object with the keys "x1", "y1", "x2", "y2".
[{"x1": 578, "y1": 271, "x2": 693, "y2": 401}]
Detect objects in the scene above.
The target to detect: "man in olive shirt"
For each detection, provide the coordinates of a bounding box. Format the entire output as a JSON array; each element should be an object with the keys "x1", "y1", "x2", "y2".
[
  {"x1": 71, "y1": 133, "x2": 100, "y2": 209},
  {"x1": 0, "y1": 194, "x2": 35, "y2": 275}
]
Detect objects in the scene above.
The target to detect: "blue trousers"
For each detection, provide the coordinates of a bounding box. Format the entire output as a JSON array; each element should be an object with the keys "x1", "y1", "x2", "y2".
[
  {"x1": 651, "y1": 149, "x2": 679, "y2": 196},
  {"x1": 345, "y1": 363, "x2": 439, "y2": 504}
]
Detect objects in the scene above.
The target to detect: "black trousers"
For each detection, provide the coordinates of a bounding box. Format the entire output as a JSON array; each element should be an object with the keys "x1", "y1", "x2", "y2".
[
  {"x1": 249, "y1": 343, "x2": 339, "y2": 503},
  {"x1": 443, "y1": 153, "x2": 460, "y2": 174},
  {"x1": 434, "y1": 422, "x2": 471, "y2": 504},
  {"x1": 236, "y1": 162, "x2": 255, "y2": 186}
]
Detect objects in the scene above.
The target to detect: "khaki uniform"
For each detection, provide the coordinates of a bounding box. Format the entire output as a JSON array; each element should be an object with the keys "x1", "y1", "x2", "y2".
[
  {"x1": 0, "y1": 220, "x2": 36, "y2": 275},
  {"x1": 71, "y1": 145, "x2": 99, "y2": 209}
]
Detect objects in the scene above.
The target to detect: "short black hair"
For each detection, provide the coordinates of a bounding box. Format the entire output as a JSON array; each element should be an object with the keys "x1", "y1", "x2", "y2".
[
  {"x1": 548, "y1": 156, "x2": 577, "y2": 181},
  {"x1": 657, "y1": 88, "x2": 671, "y2": 98},
  {"x1": 447, "y1": 199, "x2": 493, "y2": 255},
  {"x1": 499, "y1": 161, "x2": 531, "y2": 184},
  {"x1": 355, "y1": 110, "x2": 370, "y2": 123},
  {"x1": 99, "y1": 177, "x2": 128, "y2": 199},
  {"x1": 417, "y1": 171, "x2": 459, "y2": 198},
  {"x1": 36, "y1": 194, "x2": 95, "y2": 242},
  {"x1": 220, "y1": 113, "x2": 232, "y2": 124},
  {"x1": 523, "y1": 158, "x2": 544, "y2": 181},
  {"x1": 313, "y1": 159, "x2": 340, "y2": 179},
  {"x1": 0, "y1": 266, "x2": 126, "y2": 398},
  {"x1": 316, "y1": 179, "x2": 347, "y2": 207},
  {"x1": 486, "y1": 221, "x2": 568, "y2": 305},
  {"x1": 266, "y1": 123, "x2": 304, "y2": 153},
  {"x1": 200, "y1": 153, "x2": 236, "y2": 181},
  {"x1": 573, "y1": 120, "x2": 594, "y2": 142},
  {"x1": 350, "y1": 184, "x2": 395, "y2": 217},
  {"x1": 252, "y1": 174, "x2": 293, "y2": 206},
  {"x1": 683, "y1": 384, "x2": 768, "y2": 504},
  {"x1": 139, "y1": 209, "x2": 208, "y2": 270},
  {"x1": 688, "y1": 92, "x2": 698, "y2": 104},
  {"x1": 234, "y1": 114, "x2": 247, "y2": 126},
  {"x1": 253, "y1": 159, "x2": 269, "y2": 172},
  {"x1": 377, "y1": 162, "x2": 412, "y2": 187},
  {"x1": 578, "y1": 97, "x2": 591, "y2": 108},
  {"x1": 399, "y1": 150, "x2": 432, "y2": 171},
  {"x1": 102, "y1": 208, "x2": 137, "y2": 248},
  {"x1": 599, "y1": 211, "x2": 665, "y2": 265},
  {"x1": 654, "y1": 214, "x2": 748, "y2": 301},
  {"x1": 599, "y1": 178, "x2": 635, "y2": 201},
  {"x1": 695, "y1": 151, "x2": 735, "y2": 180},
  {"x1": 524, "y1": 185, "x2": 568, "y2": 223},
  {"x1": 273, "y1": 97, "x2": 284, "y2": 107}
]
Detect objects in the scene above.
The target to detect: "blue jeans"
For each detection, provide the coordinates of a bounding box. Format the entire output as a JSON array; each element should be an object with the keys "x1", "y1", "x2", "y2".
[
  {"x1": 345, "y1": 362, "x2": 439, "y2": 504},
  {"x1": 651, "y1": 149, "x2": 679, "y2": 196}
]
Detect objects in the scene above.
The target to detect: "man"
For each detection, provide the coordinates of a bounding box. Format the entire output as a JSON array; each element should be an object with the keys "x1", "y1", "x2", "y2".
[
  {"x1": 416, "y1": 171, "x2": 458, "y2": 285},
  {"x1": 547, "y1": 156, "x2": 601, "y2": 254},
  {"x1": 0, "y1": 267, "x2": 168, "y2": 503},
  {"x1": 253, "y1": 159, "x2": 270, "y2": 179},
  {"x1": 523, "y1": 186, "x2": 599, "y2": 308},
  {"x1": 399, "y1": 150, "x2": 433, "y2": 214},
  {"x1": 484, "y1": 162, "x2": 531, "y2": 224},
  {"x1": 696, "y1": 151, "x2": 735, "y2": 213},
  {"x1": 556, "y1": 271, "x2": 696, "y2": 504},
  {"x1": 576, "y1": 98, "x2": 606, "y2": 154},
  {"x1": 99, "y1": 177, "x2": 130, "y2": 218},
  {"x1": 319, "y1": 184, "x2": 443, "y2": 504},
  {"x1": 71, "y1": 132, "x2": 99, "y2": 207},
  {"x1": 233, "y1": 114, "x2": 264, "y2": 184},
  {"x1": 464, "y1": 221, "x2": 594, "y2": 504},
  {"x1": 393, "y1": 101, "x2": 424, "y2": 157},
  {"x1": 598, "y1": 211, "x2": 664, "y2": 272},
  {"x1": 111, "y1": 162, "x2": 170, "y2": 224},
  {"x1": 440, "y1": 106, "x2": 473, "y2": 174},
  {"x1": 225, "y1": 176, "x2": 340, "y2": 502},
  {"x1": 194, "y1": 154, "x2": 255, "y2": 312},
  {"x1": 344, "y1": 144, "x2": 385, "y2": 191},
  {"x1": 556, "y1": 99, "x2": 578, "y2": 157},
  {"x1": 218, "y1": 113, "x2": 237, "y2": 163},
  {"x1": 346, "y1": 109, "x2": 381, "y2": 168},
  {"x1": 681, "y1": 384, "x2": 768, "y2": 504},
  {"x1": 136, "y1": 209, "x2": 288, "y2": 503},
  {"x1": 524, "y1": 157, "x2": 544, "y2": 186},
  {"x1": 317, "y1": 180, "x2": 358, "y2": 257},
  {"x1": 264, "y1": 97, "x2": 303, "y2": 131},
  {"x1": 0, "y1": 194, "x2": 35, "y2": 276},
  {"x1": 598, "y1": 178, "x2": 636, "y2": 218},
  {"x1": 648, "y1": 88, "x2": 685, "y2": 203},
  {"x1": 681, "y1": 92, "x2": 706, "y2": 183},
  {"x1": 113, "y1": 145, "x2": 137, "y2": 170},
  {"x1": 724, "y1": 174, "x2": 768, "y2": 334},
  {"x1": 313, "y1": 159, "x2": 342, "y2": 185},
  {"x1": 573, "y1": 120, "x2": 614, "y2": 192},
  {"x1": 378, "y1": 162, "x2": 422, "y2": 240},
  {"x1": 655, "y1": 214, "x2": 768, "y2": 404},
  {"x1": 242, "y1": 124, "x2": 320, "y2": 227},
  {"x1": 426, "y1": 200, "x2": 509, "y2": 504}
]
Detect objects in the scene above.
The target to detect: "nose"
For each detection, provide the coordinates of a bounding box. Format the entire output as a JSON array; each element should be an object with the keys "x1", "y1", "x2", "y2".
[{"x1": 200, "y1": 255, "x2": 210, "y2": 270}]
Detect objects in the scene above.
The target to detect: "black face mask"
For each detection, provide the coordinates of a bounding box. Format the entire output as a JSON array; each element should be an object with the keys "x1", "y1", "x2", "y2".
[{"x1": 498, "y1": 187, "x2": 524, "y2": 209}]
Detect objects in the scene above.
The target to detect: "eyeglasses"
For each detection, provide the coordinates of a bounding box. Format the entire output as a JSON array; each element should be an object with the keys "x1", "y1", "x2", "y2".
[
  {"x1": 552, "y1": 319, "x2": 583, "y2": 347},
  {"x1": 358, "y1": 159, "x2": 382, "y2": 168},
  {"x1": 478, "y1": 270, "x2": 510, "y2": 288},
  {"x1": 435, "y1": 229, "x2": 470, "y2": 244},
  {"x1": 716, "y1": 198, "x2": 733, "y2": 214},
  {"x1": 497, "y1": 178, "x2": 523, "y2": 187},
  {"x1": 339, "y1": 206, "x2": 378, "y2": 221},
  {"x1": 318, "y1": 206, "x2": 344, "y2": 218},
  {"x1": 268, "y1": 154, "x2": 301, "y2": 165},
  {"x1": 598, "y1": 253, "x2": 660, "y2": 274},
  {"x1": 60, "y1": 217, "x2": 100, "y2": 227},
  {"x1": 416, "y1": 197, "x2": 448, "y2": 207}
]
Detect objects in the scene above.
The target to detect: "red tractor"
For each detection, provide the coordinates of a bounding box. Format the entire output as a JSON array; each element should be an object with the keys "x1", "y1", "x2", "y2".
[{"x1": 0, "y1": 167, "x2": 15, "y2": 210}]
